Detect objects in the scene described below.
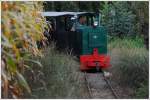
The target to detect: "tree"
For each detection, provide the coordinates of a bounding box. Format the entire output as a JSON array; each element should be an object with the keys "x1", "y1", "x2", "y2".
[
  {"x1": 129, "y1": 1, "x2": 149, "y2": 49},
  {"x1": 43, "y1": 1, "x2": 102, "y2": 12},
  {"x1": 101, "y1": 2, "x2": 136, "y2": 37}
]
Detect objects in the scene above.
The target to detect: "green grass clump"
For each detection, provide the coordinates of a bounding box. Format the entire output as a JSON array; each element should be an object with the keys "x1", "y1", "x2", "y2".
[
  {"x1": 108, "y1": 36, "x2": 144, "y2": 50},
  {"x1": 109, "y1": 37, "x2": 148, "y2": 98}
]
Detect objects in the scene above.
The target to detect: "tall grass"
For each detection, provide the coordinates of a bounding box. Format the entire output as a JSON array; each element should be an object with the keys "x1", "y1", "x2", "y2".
[
  {"x1": 24, "y1": 43, "x2": 88, "y2": 98},
  {"x1": 109, "y1": 37, "x2": 148, "y2": 98},
  {"x1": 108, "y1": 36, "x2": 144, "y2": 50}
]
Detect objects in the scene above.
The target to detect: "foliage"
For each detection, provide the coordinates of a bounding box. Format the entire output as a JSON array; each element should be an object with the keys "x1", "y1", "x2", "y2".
[
  {"x1": 101, "y1": 2, "x2": 136, "y2": 37},
  {"x1": 101, "y1": 1, "x2": 148, "y2": 39},
  {"x1": 109, "y1": 37, "x2": 148, "y2": 98},
  {"x1": 1, "y1": 1, "x2": 47, "y2": 98},
  {"x1": 130, "y1": 1, "x2": 149, "y2": 33},
  {"x1": 43, "y1": 1, "x2": 102, "y2": 12},
  {"x1": 135, "y1": 81, "x2": 149, "y2": 98}
]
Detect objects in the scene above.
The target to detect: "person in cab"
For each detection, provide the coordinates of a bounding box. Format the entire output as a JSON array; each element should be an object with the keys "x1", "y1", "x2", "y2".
[{"x1": 71, "y1": 15, "x2": 87, "y2": 31}]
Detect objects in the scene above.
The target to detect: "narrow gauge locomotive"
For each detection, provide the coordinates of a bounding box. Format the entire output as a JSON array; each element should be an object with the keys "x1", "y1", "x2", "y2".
[{"x1": 41, "y1": 12, "x2": 110, "y2": 71}]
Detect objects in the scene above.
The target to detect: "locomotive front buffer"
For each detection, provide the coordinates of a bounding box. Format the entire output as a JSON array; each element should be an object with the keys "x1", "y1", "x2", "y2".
[{"x1": 80, "y1": 48, "x2": 110, "y2": 71}]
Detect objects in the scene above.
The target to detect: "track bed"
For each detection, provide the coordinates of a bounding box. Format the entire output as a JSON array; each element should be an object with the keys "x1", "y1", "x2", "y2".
[{"x1": 84, "y1": 72, "x2": 118, "y2": 99}]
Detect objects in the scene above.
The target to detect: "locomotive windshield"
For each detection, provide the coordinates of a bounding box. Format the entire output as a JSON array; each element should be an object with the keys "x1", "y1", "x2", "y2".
[
  {"x1": 76, "y1": 14, "x2": 97, "y2": 26},
  {"x1": 70, "y1": 14, "x2": 99, "y2": 31}
]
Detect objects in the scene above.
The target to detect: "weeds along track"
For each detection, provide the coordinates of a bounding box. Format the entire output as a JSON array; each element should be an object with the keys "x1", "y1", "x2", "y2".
[{"x1": 84, "y1": 72, "x2": 119, "y2": 99}]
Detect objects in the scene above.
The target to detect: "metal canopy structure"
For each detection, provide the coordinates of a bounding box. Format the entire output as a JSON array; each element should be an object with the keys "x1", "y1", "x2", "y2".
[{"x1": 41, "y1": 11, "x2": 94, "y2": 17}]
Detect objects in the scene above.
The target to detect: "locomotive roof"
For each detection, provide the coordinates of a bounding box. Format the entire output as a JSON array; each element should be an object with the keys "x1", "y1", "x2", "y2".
[{"x1": 41, "y1": 11, "x2": 94, "y2": 17}]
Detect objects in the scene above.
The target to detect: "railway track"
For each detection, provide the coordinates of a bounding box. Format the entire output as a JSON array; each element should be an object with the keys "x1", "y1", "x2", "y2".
[{"x1": 84, "y1": 71, "x2": 119, "y2": 99}]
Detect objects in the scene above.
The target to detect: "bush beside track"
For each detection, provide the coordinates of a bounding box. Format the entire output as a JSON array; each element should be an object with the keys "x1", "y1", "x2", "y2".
[{"x1": 108, "y1": 37, "x2": 149, "y2": 98}]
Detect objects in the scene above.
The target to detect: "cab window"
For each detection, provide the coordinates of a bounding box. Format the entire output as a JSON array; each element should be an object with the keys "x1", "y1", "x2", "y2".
[{"x1": 77, "y1": 15, "x2": 94, "y2": 26}]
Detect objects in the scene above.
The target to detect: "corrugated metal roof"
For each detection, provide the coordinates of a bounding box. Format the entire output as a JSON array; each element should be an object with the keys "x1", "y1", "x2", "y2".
[{"x1": 41, "y1": 12, "x2": 93, "y2": 17}]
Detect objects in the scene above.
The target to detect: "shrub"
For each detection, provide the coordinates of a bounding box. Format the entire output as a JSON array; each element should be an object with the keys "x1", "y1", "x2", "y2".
[{"x1": 109, "y1": 37, "x2": 148, "y2": 98}]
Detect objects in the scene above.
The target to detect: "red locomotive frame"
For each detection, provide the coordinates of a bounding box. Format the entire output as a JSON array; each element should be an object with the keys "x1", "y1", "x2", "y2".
[{"x1": 80, "y1": 48, "x2": 110, "y2": 70}]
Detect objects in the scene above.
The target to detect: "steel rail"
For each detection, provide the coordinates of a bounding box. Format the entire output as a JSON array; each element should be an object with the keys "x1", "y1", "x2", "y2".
[
  {"x1": 84, "y1": 72, "x2": 92, "y2": 98},
  {"x1": 102, "y1": 71, "x2": 119, "y2": 99},
  {"x1": 84, "y1": 71, "x2": 119, "y2": 99}
]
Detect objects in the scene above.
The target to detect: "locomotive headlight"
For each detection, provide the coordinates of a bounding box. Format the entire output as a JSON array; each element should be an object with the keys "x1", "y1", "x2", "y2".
[{"x1": 93, "y1": 21, "x2": 98, "y2": 26}]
